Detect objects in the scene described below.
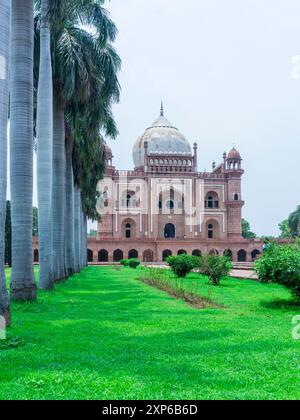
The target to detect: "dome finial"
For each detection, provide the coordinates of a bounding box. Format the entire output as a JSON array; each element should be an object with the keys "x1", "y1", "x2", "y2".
[{"x1": 160, "y1": 101, "x2": 164, "y2": 117}]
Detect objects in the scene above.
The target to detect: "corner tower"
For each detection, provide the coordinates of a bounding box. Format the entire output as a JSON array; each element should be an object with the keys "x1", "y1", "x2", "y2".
[{"x1": 225, "y1": 148, "x2": 244, "y2": 238}]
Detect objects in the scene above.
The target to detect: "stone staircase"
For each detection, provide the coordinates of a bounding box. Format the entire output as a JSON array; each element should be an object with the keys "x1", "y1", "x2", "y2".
[{"x1": 232, "y1": 262, "x2": 254, "y2": 270}]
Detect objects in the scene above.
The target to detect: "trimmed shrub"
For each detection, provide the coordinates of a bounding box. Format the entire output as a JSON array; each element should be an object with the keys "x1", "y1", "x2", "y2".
[
  {"x1": 128, "y1": 258, "x2": 141, "y2": 269},
  {"x1": 200, "y1": 255, "x2": 232, "y2": 285},
  {"x1": 120, "y1": 259, "x2": 129, "y2": 267},
  {"x1": 167, "y1": 255, "x2": 200, "y2": 278},
  {"x1": 255, "y1": 243, "x2": 300, "y2": 300}
]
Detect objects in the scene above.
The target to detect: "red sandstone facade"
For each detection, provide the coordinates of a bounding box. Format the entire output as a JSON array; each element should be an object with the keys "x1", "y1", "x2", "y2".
[{"x1": 86, "y1": 107, "x2": 264, "y2": 264}]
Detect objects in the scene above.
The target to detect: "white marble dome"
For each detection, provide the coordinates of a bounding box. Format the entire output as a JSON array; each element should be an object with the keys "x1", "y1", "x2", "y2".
[{"x1": 133, "y1": 107, "x2": 192, "y2": 169}]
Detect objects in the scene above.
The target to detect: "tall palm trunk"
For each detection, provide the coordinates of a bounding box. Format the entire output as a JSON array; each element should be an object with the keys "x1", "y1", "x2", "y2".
[
  {"x1": 10, "y1": 0, "x2": 36, "y2": 301},
  {"x1": 65, "y1": 141, "x2": 75, "y2": 275},
  {"x1": 83, "y1": 215, "x2": 88, "y2": 267},
  {"x1": 0, "y1": 0, "x2": 11, "y2": 323},
  {"x1": 37, "y1": 0, "x2": 53, "y2": 290},
  {"x1": 80, "y1": 210, "x2": 85, "y2": 269},
  {"x1": 73, "y1": 186, "x2": 80, "y2": 272},
  {"x1": 52, "y1": 93, "x2": 67, "y2": 281}
]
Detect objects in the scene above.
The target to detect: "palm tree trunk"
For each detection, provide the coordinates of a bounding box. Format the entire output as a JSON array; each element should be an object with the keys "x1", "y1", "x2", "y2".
[
  {"x1": 73, "y1": 185, "x2": 80, "y2": 272},
  {"x1": 84, "y1": 215, "x2": 88, "y2": 267},
  {"x1": 0, "y1": 0, "x2": 11, "y2": 323},
  {"x1": 65, "y1": 144, "x2": 75, "y2": 275},
  {"x1": 79, "y1": 197, "x2": 83, "y2": 270},
  {"x1": 10, "y1": 0, "x2": 36, "y2": 301},
  {"x1": 81, "y1": 210, "x2": 85, "y2": 269},
  {"x1": 37, "y1": 0, "x2": 53, "y2": 290},
  {"x1": 52, "y1": 93, "x2": 67, "y2": 281}
]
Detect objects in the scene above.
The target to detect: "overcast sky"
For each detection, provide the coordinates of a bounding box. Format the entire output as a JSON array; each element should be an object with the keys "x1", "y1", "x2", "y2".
[{"x1": 102, "y1": 0, "x2": 300, "y2": 236}]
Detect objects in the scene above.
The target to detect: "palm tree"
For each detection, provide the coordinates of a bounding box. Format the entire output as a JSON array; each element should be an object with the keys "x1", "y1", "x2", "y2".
[
  {"x1": 289, "y1": 206, "x2": 300, "y2": 237},
  {"x1": 0, "y1": 0, "x2": 11, "y2": 324},
  {"x1": 73, "y1": 186, "x2": 81, "y2": 273},
  {"x1": 65, "y1": 132, "x2": 75, "y2": 275},
  {"x1": 36, "y1": 0, "x2": 54, "y2": 289},
  {"x1": 49, "y1": 1, "x2": 119, "y2": 279},
  {"x1": 33, "y1": 0, "x2": 120, "y2": 280},
  {"x1": 10, "y1": 0, "x2": 36, "y2": 301}
]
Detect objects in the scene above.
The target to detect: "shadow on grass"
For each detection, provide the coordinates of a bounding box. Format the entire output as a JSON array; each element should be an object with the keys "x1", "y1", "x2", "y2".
[{"x1": 261, "y1": 298, "x2": 300, "y2": 312}]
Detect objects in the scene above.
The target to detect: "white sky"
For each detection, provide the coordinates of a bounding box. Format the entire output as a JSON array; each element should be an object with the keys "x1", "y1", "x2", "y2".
[{"x1": 104, "y1": 0, "x2": 300, "y2": 236}]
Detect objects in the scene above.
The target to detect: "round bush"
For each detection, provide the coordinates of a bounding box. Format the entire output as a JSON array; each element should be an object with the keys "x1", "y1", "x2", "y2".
[
  {"x1": 167, "y1": 255, "x2": 200, "y2": 278},
  {"x1": 128, "y1": 259, "x2": 141, "y2": 269},
  {"x1": 255, "y1": 243, "x2": 300, "y2": 300}
]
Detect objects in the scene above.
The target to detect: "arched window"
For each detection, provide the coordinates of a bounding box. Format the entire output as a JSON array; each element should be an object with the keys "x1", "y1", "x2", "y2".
[
  {"x1": 163, "y1": 250, "x2": 172, "y2": 261},
  {"x1": 238, "y1": 250, "x2": 247, "y2": 262},
  {"x1": 234, "y1": 194, "x2": 239, "y2": 201},
  {"x1": 192, "y1": 250, "x2": 202, "y2": 257},
  {"x1": 223, "y1": 249, "x2": 233, "y2": 261},
  {"x1": 129, "y1": 249, "x2": 138, "y2": 259},
  {"x1": 164, "y1": 223, "x2": 176, "y2": 239},
  {"x1": 87, "y1": 249, "x2": 93, "y2": 263},
  {"x1": 125, "y1": 223, "x2": 131, "y2": 239},
  {"x1": 208, "y1": 223, "x2": 214, "y2": 239},
  {"x1": 122, "y1": 191, "x2": 136, "y2": 208},
  {"x1": 98, "y1": 249, "x2": 108, "y2": 262},
  {"x1": 113, "y1": 249, "x2": 124, "y2": 262},
  {"x1": 166, "y1": 200, "x2": 174, "y2": 210},
  {"x1": 205, "y1": 192, "x2": 219, "y2": 209}
]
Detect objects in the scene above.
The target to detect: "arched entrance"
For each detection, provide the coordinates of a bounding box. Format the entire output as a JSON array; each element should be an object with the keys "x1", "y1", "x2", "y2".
[
  {"x1": 98, "y1": 249, "x2": 108, "y2": 262},
  {"x1": 33, "y1": 249, "x2": 39, "y2": 263},
  {"x1": 192, "y1": 250, "x2": 202, "y2": 257},
  {"x1": 128, "y1": 249, "x2": 138, "y2": 259},
  {"x1": 113, "y1": 249, "x2": 124, "y2": 262},
  {"x1": 209, "y1": 249, "x2": 219, "y2": 256},
  {"x1": 251, "y1": 249, "x2": 261, "y2": 261},
  {"x1": 87, "y1": 249, "x2": 93, "y2": 263},
  {"x1": 164, "y1": 223, "x2": 176, "y2": 239},
  {"x1": 178, "y1": 250, "x2": 187, "y2": 255},
  {"x1": 223, "y1": 249, "x2": 233, "y2": 261},
  {"x1": 162, "y1": 250, "x2": 172, "y2": 261},
  {"x1": 143, "y1": 250, "x2": 154, "y2": 262},
  {"x1": 238, "y1": 249, "x2": 247, "y2": 262}
]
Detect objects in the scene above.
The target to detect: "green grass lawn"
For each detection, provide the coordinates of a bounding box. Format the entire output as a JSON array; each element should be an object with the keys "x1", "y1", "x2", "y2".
[{"x1": 0, "y1": 266, "x2": 299, "y2": 400}]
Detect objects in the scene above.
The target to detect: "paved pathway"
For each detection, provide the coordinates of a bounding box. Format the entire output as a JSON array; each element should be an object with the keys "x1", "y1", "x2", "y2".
[
  {"x1": 230, "y1": 269, "x2": 258, "y2": 280},
  {"x1": 143, "y1": 263, "x2": 258, "y2": 280}
]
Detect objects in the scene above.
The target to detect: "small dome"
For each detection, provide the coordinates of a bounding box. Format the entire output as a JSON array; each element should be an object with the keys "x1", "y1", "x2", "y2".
[
  {"x1": 104, "y1": 143, "x2": 113, "y2": 160},
  {"x1": 227, "y1": 147, "x2": 242, "y2": 161},
  {"x1": 133, "y1": 106, "x2": 192, "y2": 168}
]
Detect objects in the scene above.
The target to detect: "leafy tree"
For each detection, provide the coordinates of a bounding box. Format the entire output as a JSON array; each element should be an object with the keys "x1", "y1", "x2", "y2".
[
  {"x1": 34, "y1": 0, "x2": 120, "y2": 280},
  {"x1": 5, "y1": 201, "x2": 12, "y2": 268},
  {"x1": 242, "y1": 219, "x2": 257, "y2": 239},
  {"x1": 279, "y1": 219, "x2": 292, "y2": 239},
  {"x1": 255, "y1": 242, "x2": 300, "y2": 301},
  {"x1": 200, "y1": 255, "x2": 232, "y2": 286},
  {"x1": 288, "y1": 206, "x2": 300, "y2": 237}
]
